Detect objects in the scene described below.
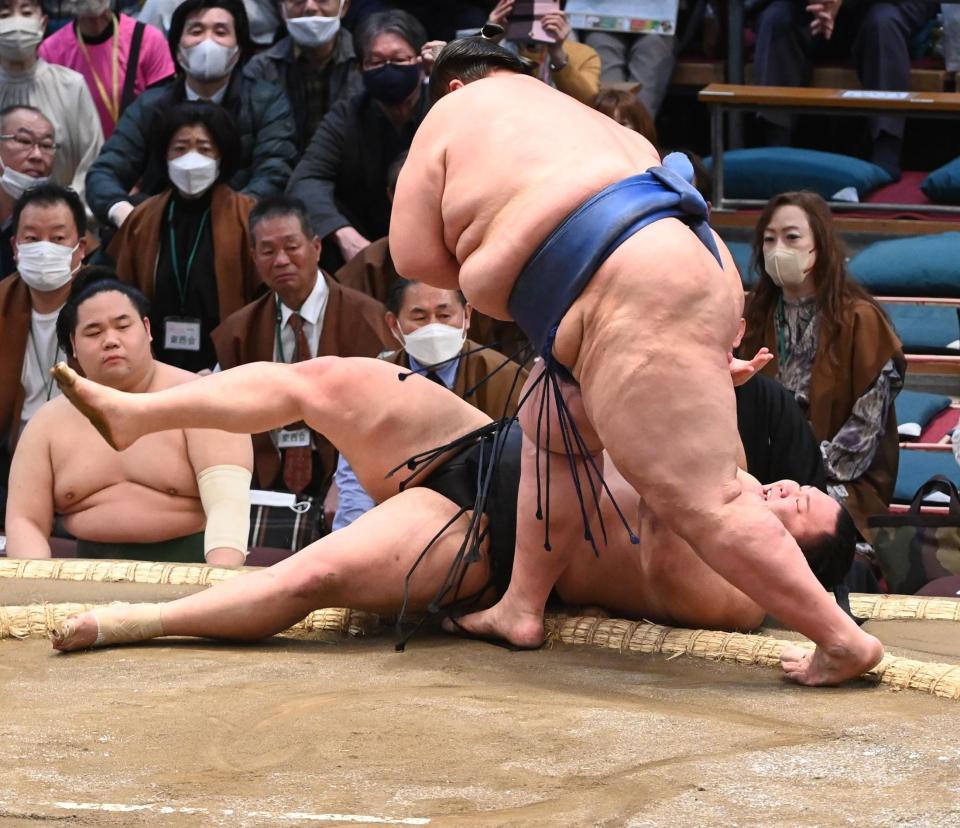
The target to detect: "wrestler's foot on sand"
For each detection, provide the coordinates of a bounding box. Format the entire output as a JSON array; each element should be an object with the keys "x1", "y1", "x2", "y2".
[
  {"x1": 51, "y1": 362, "x2": 140, "y2": 451},
  {"x1": 51, "y1": 611, "x2": 100, "y2": 652},
  {"x1": 780, "y1": 632, "x2": 884, "y2": 687},
  {"x1": 51, "y1": 603, "x2": 164, "y2": 652},
  {"x1": 441, "y1": 603, "x2": 545, "y2": 650}
]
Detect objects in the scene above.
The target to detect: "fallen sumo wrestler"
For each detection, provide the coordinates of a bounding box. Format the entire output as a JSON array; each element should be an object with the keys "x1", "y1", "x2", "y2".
[
  {"x1": 52, "y1": 355, "x2": 855, "y2": 686},
  {"x1": 385, "y1": 36, "x2": 884, "y2": 685}
]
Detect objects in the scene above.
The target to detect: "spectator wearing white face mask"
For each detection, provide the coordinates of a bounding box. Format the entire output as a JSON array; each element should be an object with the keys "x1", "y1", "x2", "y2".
[
  {"x1": 105, "y1": 101, "x2": 259, "y2": 372},
  {"x1": 0, "y1": 183, "x2": 86, "y2": 528},
  {"x1": 38, "y1": 0, "x2": 175, "y2": 139},
  {"x1": 331, "y1": 277, "x2": 528, "y2": 531},
  {"x1": 0, "y1": 105, "x2": 56, "y2": 280},
  {"x1": 243, "y1": 0, "x2": 361, "y2": 152},
  {"x1": 0, "y1": 0, "x2": 103, "y2": 209},
  {"x1": 85, "y1": 0, "x2": 296, "y2": 229}
]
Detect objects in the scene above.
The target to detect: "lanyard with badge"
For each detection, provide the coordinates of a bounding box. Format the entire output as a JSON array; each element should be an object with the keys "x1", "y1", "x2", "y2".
[
  {"x1": 76, "y1": 15, "x2": 121, "y2": 127},
  {"x1": 274, "y1": 296, "x2": 311, "y2": 449},
  {"x1": 163, "y1": 199, "x2": 210, "y2": 353},
  {"x1": 29, "y1": 325, "x2": 61, "y2": 402}
]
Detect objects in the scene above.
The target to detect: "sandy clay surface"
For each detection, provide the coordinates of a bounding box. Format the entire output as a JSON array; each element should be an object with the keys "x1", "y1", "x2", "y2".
[{"x1": 2, "y1": 581, "x2": 960, "y2": 827}]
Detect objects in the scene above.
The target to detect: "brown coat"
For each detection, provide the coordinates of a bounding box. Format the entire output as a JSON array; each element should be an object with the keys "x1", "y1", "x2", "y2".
[
  {"x1": 211, "y1": 273, "x2": 393, "y2": 492},
  {"x1": 0, "y1": 275, "x2": 31, "y2": 452},
  {"x1": 336, "y1": 237, "x2": 531, "y2": 362},
  {"x1": 742, "y1": 297, "x2": 905, "y2": 532},
  {"x1": 381, "y1": 338, "x2": 529, "y2": 422},
  {"x1": 107, "y1": 184, "x2": 261, "y2": 321}
]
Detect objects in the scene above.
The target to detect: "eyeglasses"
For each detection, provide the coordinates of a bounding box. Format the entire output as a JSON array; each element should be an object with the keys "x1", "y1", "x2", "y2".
[
  {"x1": 0, "y1": 133, "x2": 59, "y2": 154},
  {"x1": 363, "y1": 54, "x2": 418, "y2": 71}
]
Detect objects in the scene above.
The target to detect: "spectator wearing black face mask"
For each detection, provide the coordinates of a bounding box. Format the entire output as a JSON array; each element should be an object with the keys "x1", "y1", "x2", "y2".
[{"x1": 286, "y1": 9, "x2": 442, "y2": 269}]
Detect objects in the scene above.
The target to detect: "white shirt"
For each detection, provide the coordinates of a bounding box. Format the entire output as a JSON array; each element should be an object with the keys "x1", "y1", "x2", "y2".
[
  {"x1": 19, "y1": 306, "x2": 64, "y2": 434},
  {"x1": 184, "y1": 78, "x2": 228, "y2": 105},
  {"x1": 274, "y1": 272, "x2": 329, "y2": 363}
]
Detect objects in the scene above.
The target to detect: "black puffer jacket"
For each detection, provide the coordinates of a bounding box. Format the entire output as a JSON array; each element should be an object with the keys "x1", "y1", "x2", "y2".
[{"x1": 85, "y1": 72, "x2": 296, "y2": 223}]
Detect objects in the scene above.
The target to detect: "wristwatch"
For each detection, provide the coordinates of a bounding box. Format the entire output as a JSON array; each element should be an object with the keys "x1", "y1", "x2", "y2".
[{"x1": 549, "y1": 55, "x2": 569, "y2": 72}]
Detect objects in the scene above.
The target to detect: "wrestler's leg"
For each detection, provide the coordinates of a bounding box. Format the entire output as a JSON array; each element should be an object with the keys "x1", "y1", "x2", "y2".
[
  {"x1": 53, "y1": 488, "x2": 492, "y2": 651},
  {"x1": 442, "y1": 364, "x2": 605, "y2": 648},
  {"x1": 570, "y1": 314, "x2": 882, "y2": 686},
  {"x1": 53, "y1": 359, "x2": 333, "y2": 451}
]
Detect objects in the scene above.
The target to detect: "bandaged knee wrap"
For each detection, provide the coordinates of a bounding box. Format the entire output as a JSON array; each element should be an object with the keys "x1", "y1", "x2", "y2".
[
  {"x1": 197, "y1": 464, "x2": 252, "y2": 561},
  {"x1": 92, "y1": 603, "x2": 164, "y2": 646}
]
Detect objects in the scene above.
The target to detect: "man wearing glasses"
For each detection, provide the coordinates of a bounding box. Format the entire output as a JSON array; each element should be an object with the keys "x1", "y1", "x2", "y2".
[
  {"x1": 286, "y1": 9, "x2": 444, "y2": 268},
  {"x1": 0, "y1": 104, "x2": 57, "y2": 280},
  {"x1": 0, "y1": 0, "x2": 104, "y2": 208},
  {"x1": 244, "y1": 0, "x2": 361, "y2": 153}
]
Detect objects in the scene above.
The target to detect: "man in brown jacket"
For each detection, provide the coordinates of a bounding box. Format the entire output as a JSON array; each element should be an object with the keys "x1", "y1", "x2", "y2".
[
  {"x1": 0, "y1": 184, "x2": 86, "y2": 528},
  {"x1": 211, "y1": 195, "x2": 392, "y2": 522}
]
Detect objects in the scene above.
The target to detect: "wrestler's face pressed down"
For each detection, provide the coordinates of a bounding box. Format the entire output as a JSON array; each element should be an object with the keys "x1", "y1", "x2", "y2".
[
  {"x1": 252, "y1": 213, "x2": 322, "y2": 308},
  {"x1": 71, "y1": 291, "x2": 153, "y2": 387},
  {"x1": 762, "y1": 481, "x2": 839, "y2": 546}
]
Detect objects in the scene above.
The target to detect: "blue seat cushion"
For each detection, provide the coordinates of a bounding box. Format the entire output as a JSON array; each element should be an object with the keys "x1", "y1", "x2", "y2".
[
  {"x1": 896, "y1": 389, "x2": 952, "y2": 438},
  {"x1": 848, "y1": 233, "x2": 960, "y2": 297},
  {"x1": 725, "y1": 240, "x2": 755, "y2": 288},
  {"x1": 921, "y1": 156, "x2": 960, "y2": 204},
  {"x1": 882, "y1": 303, "x2": 960, "y2": 355},
  {"x1": 894, "y1": 450, "x2": 960, "y2": 504},
  {"x1": 703, "y1": 147, "x2": 892, "y2": 201}
]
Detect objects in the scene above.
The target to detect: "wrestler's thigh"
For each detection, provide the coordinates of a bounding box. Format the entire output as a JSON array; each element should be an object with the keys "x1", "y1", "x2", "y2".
[
  {"x1": 577, "y1": 320, "x2": 743, "y2": 526},
  {"x1": 270, "y1": 487, "x2": 494, "y2": 615}
]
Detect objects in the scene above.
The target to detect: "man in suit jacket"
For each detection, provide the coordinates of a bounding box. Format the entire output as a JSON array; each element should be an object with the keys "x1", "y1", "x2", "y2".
[
  {"x1": 332, "y1": 276, "x2": 528, "y2": 529},
  {"x1": 211, "y1": 194, "x2": 392, "y2": 515}
]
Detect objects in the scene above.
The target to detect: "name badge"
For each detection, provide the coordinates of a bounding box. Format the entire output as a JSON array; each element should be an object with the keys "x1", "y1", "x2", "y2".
[
  {"x1": 278, "y1": 428, "x2": 311, "y2": 449},
  {"x1": 164, "y1": 317, "x2": 202, "y2": 351}
]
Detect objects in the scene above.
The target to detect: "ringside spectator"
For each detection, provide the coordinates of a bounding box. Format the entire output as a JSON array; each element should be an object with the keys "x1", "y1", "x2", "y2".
[
  {"x1": 210, "y1": 195, "x2": 392, "y2": 516},
  {"x1": 39, "y1": 0, "x2": 175, "y2": 139},
  {"x1": 752, "y1": 0, "x2": 935, "y2": 179},
  {"x1": 0, "y1": 104, "x2": 56, "y2": 280},
  {"x1": 739, "y1": 191, "x2": 905, "y2": 534},
  {"x1": 0, "y1": 0, "x2": 103, "y2": 205},
  {"x1": 486, "y1": 0, "x2": 600, "y2": 105},
  {"x1": 593, "y1": 87, "x2": 657, "y2": 146},
  {"x1": 85, "y1": 0, "x2": 296, "y2": 228},
  {"x1": 107, "y1": 102, "x2": 260, "y2": 373},
  {"x1": 0, "y1": 184, "x2": 87, "y2": 528},
  {"x1": 243, "y1": 0, "x2": 362, "y2": 152},
  {"x1": 286, "y1": 9, "x2": 437, "y2": 266}
]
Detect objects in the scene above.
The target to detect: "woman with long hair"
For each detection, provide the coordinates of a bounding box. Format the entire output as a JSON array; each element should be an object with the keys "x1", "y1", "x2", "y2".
[{"x1": 740, "y1": 191, "x2": 905, "y2": 534}]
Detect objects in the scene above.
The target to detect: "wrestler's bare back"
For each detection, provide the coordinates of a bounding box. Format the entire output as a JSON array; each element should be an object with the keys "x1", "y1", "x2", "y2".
[
  {"x1": 16, "y1": 363, "x2": 235, "y2": 544},
  {"x1": 392, "y1": 75, "x2": 741, "y2": 324}
]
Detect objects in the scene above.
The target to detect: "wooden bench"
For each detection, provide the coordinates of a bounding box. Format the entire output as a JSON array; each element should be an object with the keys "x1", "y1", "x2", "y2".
[
  {"x1": 671, "y1": 59, "x2": 952, "y2": 93},
  {"x1": 698, "y1": 83, "x2": 960, "y2": 216}
]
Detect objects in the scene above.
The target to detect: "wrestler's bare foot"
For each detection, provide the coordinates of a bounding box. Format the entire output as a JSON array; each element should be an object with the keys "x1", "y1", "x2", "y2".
[
  {"x1": 51, "y1": 611, "x2": 100, "y2": 652},
  {"x1": 780, "y1": 631, "x2": 884, "y2": 687},
  {"x1": 51, "y1": 603, "x2": 164, "y2": 652},
  {"x1": 51, "y1": 362, "x2": 140, "y2": 450},
  {"x1": 442, "y1": 602, "x2": 545, "y2": 650}
]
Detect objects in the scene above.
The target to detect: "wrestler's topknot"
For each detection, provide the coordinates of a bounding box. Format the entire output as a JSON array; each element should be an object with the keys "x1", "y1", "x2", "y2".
[{"x1": 428, "y1": 37, "x2": 529, "y2": 104}]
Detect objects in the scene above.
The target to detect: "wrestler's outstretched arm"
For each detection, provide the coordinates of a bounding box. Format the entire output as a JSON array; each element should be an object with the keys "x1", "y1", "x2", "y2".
[{"x1": 54, "y1": 487, "x2": 494, "y2": 651}]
